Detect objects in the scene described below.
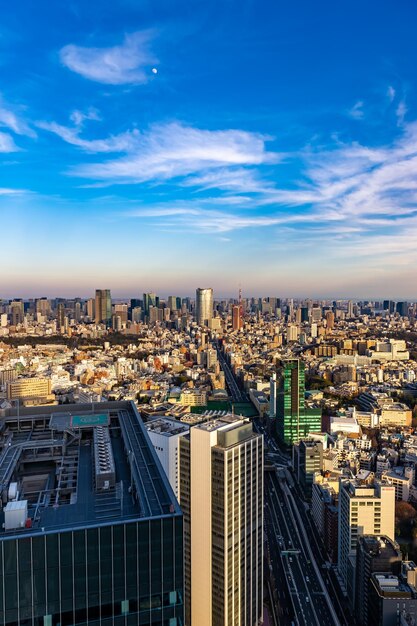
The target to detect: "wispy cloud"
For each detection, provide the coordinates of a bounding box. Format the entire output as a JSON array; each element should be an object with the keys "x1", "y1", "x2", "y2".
[
  {"x1": 66, "y1": 122, "x2": 278, "y2": 182},
  {"x1": 396, "y1": 100, "x2": 407, "y2": 125},
  {"x1": 60, "y1": 31, "x2": 157, "y2": 85},
  {"x1": 387, "y1": 85, "x2": 396, "y2": 103},
  {"x1": 0, "y1": 187, "x2": 27, "y2": 195},
  {"x1": 348, "y1": 100, "x2": 364, "y2": 119},
  {"x1": 69, "y1": 107, "x2": 101, "y2": 127},
  {"x1": 120, "y1": 117, "x2": 417, "y2": 267},
  {"x1": 0, "y1": 131, "x2": 20, "y2": 152},
  {"x1": 182, "y1": 167, "x2": 276, "y2": 194},
  {"x1": 36, "y1": 119, "x2": 138, "y2": 153},
  {"x1": 0, "y1": 95, "x2": 35, "y2": 138}
]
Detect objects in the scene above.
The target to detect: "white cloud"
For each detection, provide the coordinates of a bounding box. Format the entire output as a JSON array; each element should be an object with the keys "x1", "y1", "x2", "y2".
[
  {"x1": 60, "y1": 31, "x2": 157, "y2": 85},
  {"x1": 396, "y1": 100, "x2": 407, "y2": 125},
  {"x1": 0, "y1": 96, "x2": 35, "y2": 137},
  {"x1": 0, "y1": 131, "x2": 20, "y2": 152},
  {"x1": 37, "y1": 120, "x2": 138, "y2": 153},
  {"x1": 0, "y1": 187, "x2": 26, "y2": 195},
  {"x1": 387, "y1": 85, "x2": 396, "y2": 102},
  {"x1": 67, "y1": 122, "x2": 277, "y2": 182},
  {"x1": 348, "y1": 100, "x2": 364, "y2": 120},
  {"x1": 182, "y1": 168, "x2": 276, "y2": 194},
  {"x1": 70, "y1": 107, "x2": 101, "y2": 127},
  {"x1": 123, "y1": 118, "x2": 417, "y2": 260}
]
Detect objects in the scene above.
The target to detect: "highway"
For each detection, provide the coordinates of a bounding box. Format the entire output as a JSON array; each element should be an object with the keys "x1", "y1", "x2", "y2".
[
  {"x1": 215, "y1": 342, "x2": 249, "y2": 402},
  {"x1": 256, "y1": 420, "x2": 344, "y2": 626}
]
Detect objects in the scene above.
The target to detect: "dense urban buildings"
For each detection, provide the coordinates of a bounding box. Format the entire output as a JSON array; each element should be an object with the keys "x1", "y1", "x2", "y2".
[{"x1": 3, "y1": 291, "x2": 417, "y2": 624}]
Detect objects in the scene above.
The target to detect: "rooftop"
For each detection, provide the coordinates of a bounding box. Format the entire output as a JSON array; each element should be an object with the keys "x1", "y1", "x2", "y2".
[
  {"x1": 360, "y1": 535, "x2": 401, "y2": 558},
  {"x1": 372, "y1": 573, "x2": 417, "y2": 598},
  {"x1": 0, "y1": 401, "x2": 180, "y2": 538},
  {"x1": 145, "y1": 416, "x2": 189, "y2": 437}
]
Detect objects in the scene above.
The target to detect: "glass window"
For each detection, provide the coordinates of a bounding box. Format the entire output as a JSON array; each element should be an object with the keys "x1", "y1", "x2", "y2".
[
  {"x1": 59, "y1": 533, "x2": 72, "y2": 567},
  {"x1": 46, "y1": 534, "x2": 59, "y2": 568},
  {"x1": 4, "y1": 540, "x2": 17, "y2": 573}
]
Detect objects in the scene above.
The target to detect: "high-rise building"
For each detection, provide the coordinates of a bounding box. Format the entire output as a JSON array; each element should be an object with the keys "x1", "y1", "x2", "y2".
[
  {"x1": 195, "y1": 288, "x2": 213, "y2": 326},
  {"x1": 94, "y1": 289, "x2": 112, "y2": 325},
  {"x1": 286, "y1": 324, "x2": 299, "y2": 342},
  {"x1": 145, "y1": 417, "x2": 190, "y2": 498},
  {"x1": 232, "y1": 304, "x2": 242, "y2": 331},
  {"x1": 179, "y1": 415, "x2": 263, "y2": 626},
  {"x1": 396, "y1": 301, "x2": 408, "y2": 317},
  {"x1": 293, "y1": 439, "x2": 323, "y2": 497},
  {"x1": 338, "y1": 479, "x2": 395, "y2": 596},
  {"x1": 269, "y1": 372, "x2": 277, "y2": 417},
  {"x1": 74, "y1": 300, "x2": 81, "y2": 321},
  {"x1": 326, "y1": 310, "x2": 335, "y2": 330},
  {"x1": 57, "y1": 302, "x2": 65, "y2": 332},
  {"x1": 7, "y1": 377, "x2": 52, "y2": 400},
  {"x1": 0, "y1": 401, "x2": 183, "y2": 626},
  {"x1": 368, "y1": 573, "x2": 417, "y2": 626},
  {"x1": 168, "y1": 295, "x2": 182, "y2": 311},
  {"x1": 143, "y1": 293, "x2": 158, "y2": 316},
  {"x1": 86, "y1": 297, "x2": 95, "y2": 319},
  {"x1": 276, "y1": 360, "x2": 322, "y2": 445},
  {"x1": 355, "y1": 535, "x2": 402, "y2": 626},
  {"x1": 36, "y1": 297, "x2": 51, "y2": 318},
  {"x1": 10, "y1": 300, "x2": 24, "y2": 326},
  {"x1": 114, "y1": 303, "x2": 128, "y2": 325}
]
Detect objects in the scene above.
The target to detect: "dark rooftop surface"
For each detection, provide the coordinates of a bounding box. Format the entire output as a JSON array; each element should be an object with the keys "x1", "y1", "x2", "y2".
[{"x1": 0, "y1": 401, "x2": 180, "y2": 538}]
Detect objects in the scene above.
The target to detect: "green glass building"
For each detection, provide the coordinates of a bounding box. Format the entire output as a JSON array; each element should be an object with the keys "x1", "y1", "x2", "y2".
[{"x1": 276, "y1": 359, "x2": 322, "y2": 446}]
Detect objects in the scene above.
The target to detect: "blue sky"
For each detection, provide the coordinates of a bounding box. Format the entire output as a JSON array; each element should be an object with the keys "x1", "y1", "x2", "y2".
[{"x1": 1, "y1": 0, "x2": 417, "y2": 298}]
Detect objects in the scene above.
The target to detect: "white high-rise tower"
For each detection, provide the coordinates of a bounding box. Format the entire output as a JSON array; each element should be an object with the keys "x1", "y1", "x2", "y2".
[{"x1": 195, "y1": 287, "x2": 213, "y2": 326}]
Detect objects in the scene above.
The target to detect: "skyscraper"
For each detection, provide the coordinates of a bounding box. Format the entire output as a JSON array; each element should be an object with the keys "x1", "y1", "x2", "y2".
[
  {"x1": 293, "y1": 439, "x2": 323, "y2": 497},
  {"x1": 232, "y1": 304, "x2": 242, "y2": 330},
  {"x1": 94, "y1": 289, "x2": 112, "y2": 324},
  {"x1": 143, "y1": 292, "x2": 158, "y2": 316},
  {"x1": 57, "y1": 302, "x2": 65, "y2": 332},
  {"x1": 195, "y1": 287, "x2": 213, "y2": 326},
  {"x1": 338, "y1": 479, "x2": 395, "y2": 597},
  {"x1": 276, "y1": 359, "x2": 322, "y2": 445},
  {"x1": 86, "y1": 297, "x2": 95, "y2": 319},
  {"x1": 179, "y1": 415, "x2": 263, "y2": 626},
  {"x1": 326, "y1": 310, "x2": 335, "y2": 329},
  {"x1": 355, "y1": 535, "x2": 402, "y2": 626},
  {"x1": 269, "y1": 372, "x2": 277, "y2": 417},
  {"x1": 10, "y1": 299, "x2": 24, "y2": 326}
]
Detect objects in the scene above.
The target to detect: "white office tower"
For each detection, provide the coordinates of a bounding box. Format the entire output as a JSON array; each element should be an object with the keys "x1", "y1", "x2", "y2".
[
  {"x1": 195, "y1": 287, "x2": 213, "y2": 326},
  {"x1": 145, "y1": 417, "x2": 190, "y2": 498},
  {"x1": 269, "y1": 372, "x2": 277, "y2": 417},
  {"x1": 179, "y1": 415, "x2": 263, "y2": 626},
  {"x1": 338, "y1": 479, "x2": 395, "y2": 596}
]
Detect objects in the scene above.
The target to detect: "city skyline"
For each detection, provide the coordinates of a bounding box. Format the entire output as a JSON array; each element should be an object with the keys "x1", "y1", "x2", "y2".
[
  {"x1": 1, "y1": 1, "x2": 417, "y2": 297},
  {"x1": 1, "y1": 288, "x2": 417, "y2": 301}
]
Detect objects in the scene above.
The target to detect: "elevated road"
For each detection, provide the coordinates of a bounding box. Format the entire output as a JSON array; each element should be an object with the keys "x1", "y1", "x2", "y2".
[{"x1": 215, "y1": 342, "x2": 249, "y2": 403}]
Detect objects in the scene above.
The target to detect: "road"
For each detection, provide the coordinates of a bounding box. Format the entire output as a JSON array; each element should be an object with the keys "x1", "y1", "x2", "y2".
[
  {"x1": 266, "y1": 472, "x2": 340, "y2": 626},
  {"x1": 256, "y1": 420, "x2": 344, "y2": 626},
  {"x1": 215, "y1": 342, "x2": 249, "y2": 403}
]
